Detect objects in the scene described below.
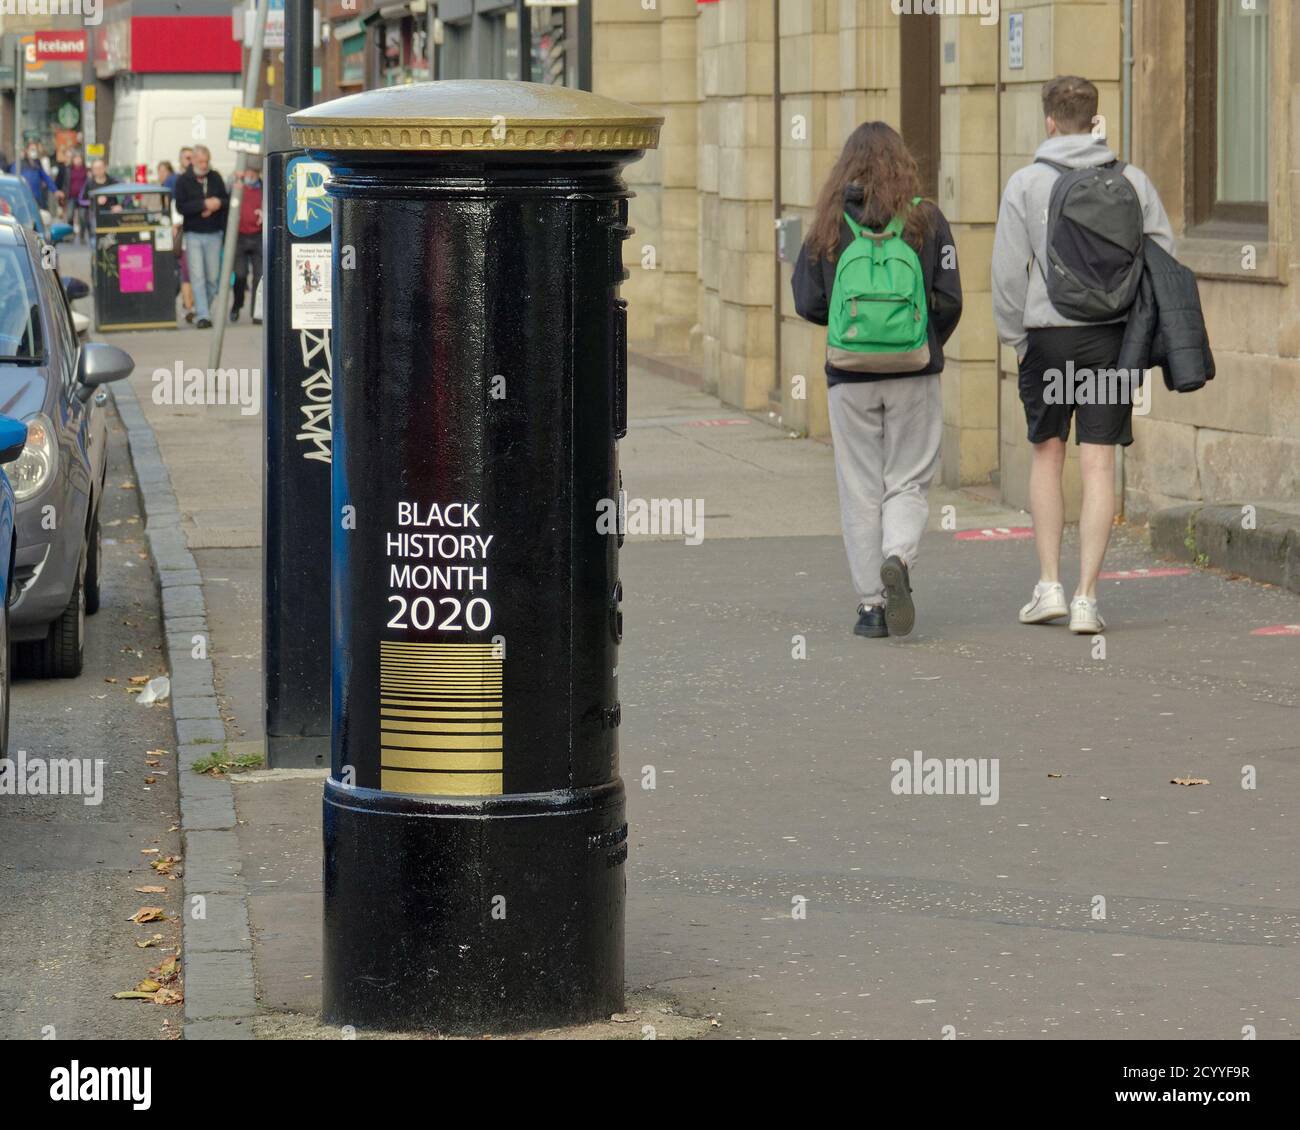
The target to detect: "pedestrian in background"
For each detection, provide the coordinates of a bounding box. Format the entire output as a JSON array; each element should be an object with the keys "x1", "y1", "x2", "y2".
[
  {"x1": 230, "y1": 162, "x2": 263, "y2": 325},
  {"x1": 173, "y1": 144, "x2": 228, "y2": 330},
  {"x1": 78, "y1": 157, "x2": 112, "y2": 241},
  {"x1": 12, "y1": 142, "x2": 62, "y2": 213},
  {"x1": 993, "y1": 76, "x2": 1173, "y2": 635},
  {"x1": 793, "y1": 121, "x2": 963, "y2": 639},
  {"x1": 52, "y1": 146, "x2": 70, "y2": 211},
  {"x1": 66, "y1": 151, "x2": 88, "y2": 238},
  {"x1": 157, "y1": 160, "x2": 176, "y2": 191}
]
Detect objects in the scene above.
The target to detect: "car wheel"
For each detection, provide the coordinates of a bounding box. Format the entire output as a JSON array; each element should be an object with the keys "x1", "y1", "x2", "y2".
[
  {"x1": 85, "y1": 507, "x2": 102, "y2": 615},
  {"x1": 22, "y1": 549, "x2": 85, "y2": 680},
  {"x1": 0, "y1": 597, "x2": 10, "y2": 757}
]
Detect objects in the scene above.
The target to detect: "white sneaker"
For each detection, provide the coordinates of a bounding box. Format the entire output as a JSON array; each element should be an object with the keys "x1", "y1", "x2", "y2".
[
  {"x1": 1069, "y1": 595, "x2": 1105, "y2": 634},
  {"x1": 1019, "y1": 581, "x2": 1068, "y2": 624}
]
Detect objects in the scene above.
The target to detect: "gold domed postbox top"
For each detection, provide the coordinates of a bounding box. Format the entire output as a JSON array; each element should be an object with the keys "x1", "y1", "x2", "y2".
[{"x1": 288, "y1": 79, "x2": 662, "y2": 155}]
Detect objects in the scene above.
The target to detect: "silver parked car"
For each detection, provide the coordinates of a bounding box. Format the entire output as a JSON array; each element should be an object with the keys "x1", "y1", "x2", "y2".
[{"x1": 0, "y1": 216, "x2": 134, "y2": 677}]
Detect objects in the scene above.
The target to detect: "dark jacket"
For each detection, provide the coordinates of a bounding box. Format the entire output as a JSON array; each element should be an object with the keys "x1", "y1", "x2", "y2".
[
  {"x1": 1117, "y1": 237, "x2": 1215, "y2": 392},
  {"x1": 173, "y1": 165, "x2": 229, "y2": 234},
  {"x1": 792, "y1": 187, "x2": 963, "y2": 384}
]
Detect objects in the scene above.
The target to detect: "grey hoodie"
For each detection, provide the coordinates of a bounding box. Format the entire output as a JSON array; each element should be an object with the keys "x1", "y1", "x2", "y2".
[{"x1": 991, "y1": 133, "x2": 1174, "y2": 358}]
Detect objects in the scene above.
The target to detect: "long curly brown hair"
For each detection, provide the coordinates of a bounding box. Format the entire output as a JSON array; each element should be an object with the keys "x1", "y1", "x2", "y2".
[{"x1": 807, "y1": 121, "x2": 934, "y2": 261}]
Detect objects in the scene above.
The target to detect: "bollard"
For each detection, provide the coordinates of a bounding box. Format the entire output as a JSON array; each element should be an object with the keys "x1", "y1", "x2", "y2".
[
  {"x1": 262, "y1": 104, "x2": 333, "y2": 768},
  {"x1": 289, "y1": 81, "x2": 661, "y2": 1033}
]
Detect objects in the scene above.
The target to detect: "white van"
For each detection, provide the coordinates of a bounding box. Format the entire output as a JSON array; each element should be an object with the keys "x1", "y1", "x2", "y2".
[{"x1": 107, "y1": 75, "x2": 244, "y2": 183}]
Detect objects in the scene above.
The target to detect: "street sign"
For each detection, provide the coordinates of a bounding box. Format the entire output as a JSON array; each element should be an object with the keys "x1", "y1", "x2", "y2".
[
  {"x1": 35, "y1": 30, "x2": 87, "y2": 62},
  {"x1": 86, "y1": 143, "x2": 105, "y2": 159},
  {"x1": 229, "y1": 106, "x2": 265, "y2": 154},
  {"x1": 245, "y1": 0, "x2": 287, "y2": 50}
]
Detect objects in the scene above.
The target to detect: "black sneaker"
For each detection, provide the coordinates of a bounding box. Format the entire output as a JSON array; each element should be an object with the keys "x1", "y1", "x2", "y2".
[
  {"x1": 230, "y1": 309, "x2": 241, "y2": 323},
  {"x1": 854, "y1": 604, "x2": 888, "y2": 638},
  {"x1": 880, "y1": 555, "x2": 915, "y2": 637},
  {"x1": 196, "y1": 317, "x2": 212, "y2": 329}
]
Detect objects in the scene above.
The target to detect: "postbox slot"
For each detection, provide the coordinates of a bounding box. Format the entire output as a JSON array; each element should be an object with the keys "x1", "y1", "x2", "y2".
[{"x1": 614, "y1": 299, "x2": 628, "y2": 439}]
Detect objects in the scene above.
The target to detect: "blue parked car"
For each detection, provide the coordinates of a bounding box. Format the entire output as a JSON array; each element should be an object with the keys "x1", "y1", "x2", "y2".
[
  {"x1": 0, "y1": 173, "x2": 72, "y2": 244},
  {"x1": 0, "y1": 414, "x2": 28, "y2": 754}
]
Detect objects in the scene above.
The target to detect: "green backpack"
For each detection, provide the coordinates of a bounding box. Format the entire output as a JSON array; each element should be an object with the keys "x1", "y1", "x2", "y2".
[{"x1": 827, "y1": 198, "x2": 930, "y2": 373}]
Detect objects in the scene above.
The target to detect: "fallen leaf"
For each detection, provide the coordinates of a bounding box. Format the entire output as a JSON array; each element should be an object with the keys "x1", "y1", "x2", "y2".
[
  {"x1": 1171, "y1": 777, "x2": 1209, "y2": 786},
  {"x1": 146, "y1": 749, "x2": 168, "y2": 758},
  {"x1": 104, "y1": 677, "x2": 118, "y2": 684},
  {"x1": 144, "y1": 776, "x2": 156, "y2": 785},
  {"x1": 135, "y1": 979, "x2": 163, "y2": 993},
  {"x1": 145, "y1": 760, "x2": 160, "y2": 768},
  {"x1": 128, "y1": 906, "x2": 165, "y2": 924},
  {"x1": 152, "y1": 988, "x2": 183, "y2": 1006},
  {"x1": 134, "y1": 939, "x2": 158, "y2": 949},
  {"x1": 134, "y1": 885, "x2": 166, "y2": 894},
  {"x1": 113, "y1": 991, "x2": 156, "y2": 1000},
  {"x1": 128, "y1": 675, "x2": 150, "y2": 685},
  {"x1": 1047, "y1": 773, "x2": 1062, "y2": 778},
  {"x1": 140, "y1": 848, "x2": 159, "y2": 855},
  {"x1": 154, "y1": 956, "x2": 179, "y2": 980}
]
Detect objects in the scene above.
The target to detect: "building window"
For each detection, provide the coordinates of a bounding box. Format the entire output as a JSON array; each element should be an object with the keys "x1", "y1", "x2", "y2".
[{"x1": 1191, "y1": 0, "x2": 1270, "y2": 230}]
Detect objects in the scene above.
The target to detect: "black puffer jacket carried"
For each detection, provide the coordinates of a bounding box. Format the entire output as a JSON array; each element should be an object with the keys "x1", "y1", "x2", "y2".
[{"x1": 1116, "y1": 237, "x2": 1215, "y2": 392}]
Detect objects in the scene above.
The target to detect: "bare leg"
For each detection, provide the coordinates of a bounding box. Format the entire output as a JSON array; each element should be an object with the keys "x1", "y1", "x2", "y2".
[
  {"x1": 1077, "y1": 442, "x2": 1116, "y2": 599},
  {"x1": 1029, "y1": 438, "x2": 1067, "y2": 583}
]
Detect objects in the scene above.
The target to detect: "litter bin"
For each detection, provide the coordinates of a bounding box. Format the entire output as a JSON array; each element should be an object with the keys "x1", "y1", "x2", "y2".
[
  {"x1": 90, "y1": 183, "x2": 178, "y2": 332},
  {"x1": 289, "y1": 80, "x2": 661, "y2": 1033}
]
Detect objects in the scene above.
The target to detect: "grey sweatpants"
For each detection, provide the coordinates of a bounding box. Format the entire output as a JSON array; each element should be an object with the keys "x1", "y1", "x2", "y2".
[{"x1": 827, "y1": 375, "x2": 942, "y2": 607}]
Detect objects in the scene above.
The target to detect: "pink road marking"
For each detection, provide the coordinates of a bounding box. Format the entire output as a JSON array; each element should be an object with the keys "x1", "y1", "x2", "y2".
[
  {"x1": 954, "y1": 527, "x2": 1035, "y2": 541},
  {"x1": 1251, "y1": 625, "x2": 1300, "y2": 637},
  {"x1": 1099, "y1": 567, "x2": 1193, "y2": 580}
]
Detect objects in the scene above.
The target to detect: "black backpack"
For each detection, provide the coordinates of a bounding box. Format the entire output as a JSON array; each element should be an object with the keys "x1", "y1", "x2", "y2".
[{"x1": 1035, "y1": 157, "x2": 1144, "y2": 322}]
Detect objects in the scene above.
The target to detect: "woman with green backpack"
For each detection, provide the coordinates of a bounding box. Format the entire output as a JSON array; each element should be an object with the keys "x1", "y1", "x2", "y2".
[{"x1": 793, "y1": 121, "x2": 963, "y2": 638}]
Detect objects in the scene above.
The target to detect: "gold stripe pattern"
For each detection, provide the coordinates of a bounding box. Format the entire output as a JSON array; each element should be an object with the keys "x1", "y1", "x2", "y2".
[{"x1": 379, "y1": 641, "x2": 503, "y2": 795}]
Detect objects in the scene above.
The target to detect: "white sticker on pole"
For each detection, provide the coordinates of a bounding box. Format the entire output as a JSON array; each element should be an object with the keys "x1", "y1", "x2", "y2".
[{"x1": 291, "y1": 243, "x2": 331, "y2": 330}]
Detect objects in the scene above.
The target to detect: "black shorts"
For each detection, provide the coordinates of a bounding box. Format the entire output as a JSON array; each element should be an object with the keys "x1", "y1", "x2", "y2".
[{"x1": 1018, "y1": 324, "x2": 1134, "y2": 446}]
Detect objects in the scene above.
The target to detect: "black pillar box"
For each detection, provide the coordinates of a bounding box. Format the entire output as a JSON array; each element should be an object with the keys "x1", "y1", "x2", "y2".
[
  {"x1": 263, "y1": 104, "x2": 333, "y2": 768},
  {"x1": 288, "y1": 81, "x2": 660, "y2": 1033}
]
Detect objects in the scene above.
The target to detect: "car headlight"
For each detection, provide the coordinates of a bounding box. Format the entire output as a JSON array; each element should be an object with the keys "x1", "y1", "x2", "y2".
[{"x1": 5, "y1": 413, "x2": 57, "y2": 502}]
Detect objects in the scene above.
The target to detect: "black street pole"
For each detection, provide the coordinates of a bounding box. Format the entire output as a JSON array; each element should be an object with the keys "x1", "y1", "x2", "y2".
[
  {"x1": 517, "y1": 0, "x2": 531, "y2": 83},
  {"x1": 263, "y1": 0, "x2": 331, "y2": 768},
  {"x1": 285, "y1": 0, "x2": 314, "y2": 111},
  {"x1": 577, "y1": 0, "x2": 592, "y2": 91}
]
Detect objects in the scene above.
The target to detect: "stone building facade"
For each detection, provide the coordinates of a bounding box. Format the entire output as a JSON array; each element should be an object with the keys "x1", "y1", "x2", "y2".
[{"x1": 594, "y1": 0, "x2": 1297, "y2": 519}]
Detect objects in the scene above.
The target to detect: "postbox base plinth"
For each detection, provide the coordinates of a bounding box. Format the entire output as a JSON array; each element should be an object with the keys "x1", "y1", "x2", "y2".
[{"x1": 321, "y1": 777, "x2": 626, "y2": 1034}]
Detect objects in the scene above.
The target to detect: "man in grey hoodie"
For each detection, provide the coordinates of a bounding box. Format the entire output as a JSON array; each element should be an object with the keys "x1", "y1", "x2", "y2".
[{"x1": 992, "y1": 75, "x2": 1174, "y2": 636}]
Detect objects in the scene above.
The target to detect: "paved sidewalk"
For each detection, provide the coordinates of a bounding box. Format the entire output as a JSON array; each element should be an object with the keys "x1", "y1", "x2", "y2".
[{"x1": 109, "y1": 307, "x2": 1300, "y2": 1038}]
